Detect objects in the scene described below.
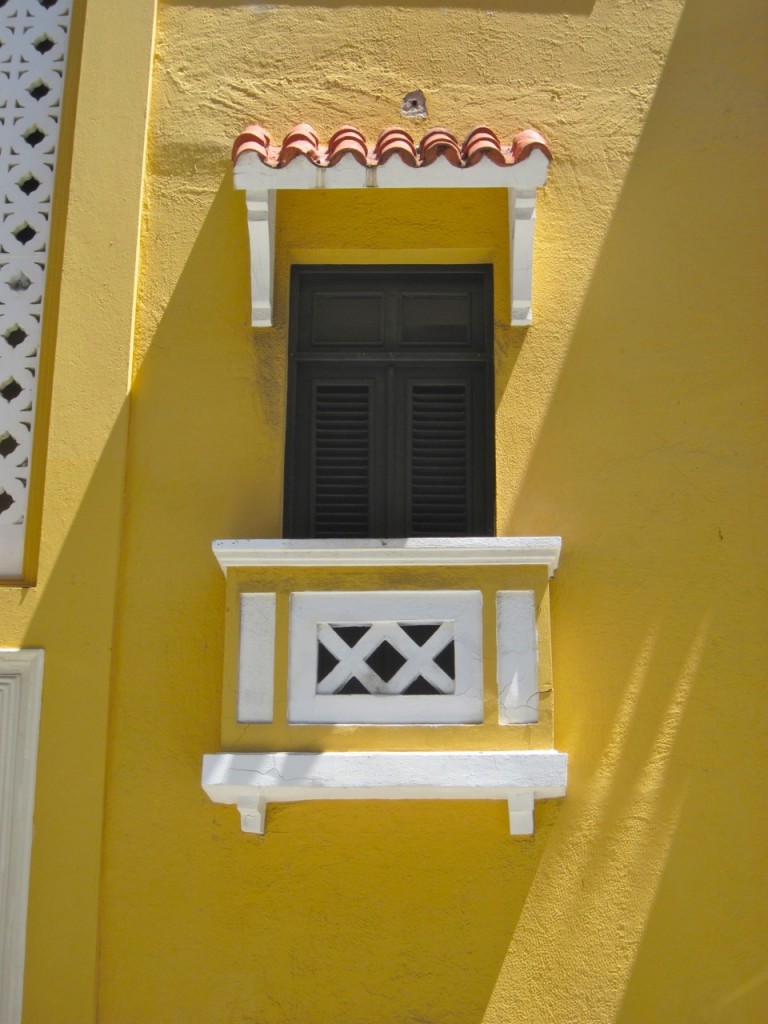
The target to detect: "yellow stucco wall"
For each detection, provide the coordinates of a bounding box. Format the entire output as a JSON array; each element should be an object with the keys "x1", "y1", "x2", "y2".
[{"x1": 3, "y1": 0, "x2": 766, "y2": 1021}]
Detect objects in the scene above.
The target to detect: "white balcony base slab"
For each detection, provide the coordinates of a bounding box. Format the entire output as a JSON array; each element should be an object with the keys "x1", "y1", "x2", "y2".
[{"x1": 202, "y1": 750, "x2": 567, "y2": 835}]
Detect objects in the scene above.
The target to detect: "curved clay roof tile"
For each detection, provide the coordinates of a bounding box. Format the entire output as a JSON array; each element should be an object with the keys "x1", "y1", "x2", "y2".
[
  {"x1": 375, "y1": 127, "x2": 419, "y2": 167},
  {"x1": 231, "y1": 122, "x2": 552, "y2": 170},
  {"x1": 420, "y1": 128, "x2": 463, "y2": 167},
  {"x1": 279, "y1": 123, "x2": 321, "y2": 166},
  {"x1": 462, "y1": 126, "x2": 507, "y2": 166},
  {"x1": 326, "y1": 125, "x2": 369, "y2": 166},
  {"x1": 231, "y1": 124, "x2": 273, "y2": 165},
  {"x1": 464, "y1": 125, "x2": 501, "y2": 146},
  {"x1": 509, "y1": 128, "x2": 552, "y2": 164}
]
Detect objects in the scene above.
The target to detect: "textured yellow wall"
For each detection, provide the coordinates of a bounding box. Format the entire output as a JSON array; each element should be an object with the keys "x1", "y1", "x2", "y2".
[
  {"x1": 0, "y1": 1, "x2": 156, "y2": 1021},
  {"x1": 12, "y1": 0, "x2": 768, "y2": 1021}
]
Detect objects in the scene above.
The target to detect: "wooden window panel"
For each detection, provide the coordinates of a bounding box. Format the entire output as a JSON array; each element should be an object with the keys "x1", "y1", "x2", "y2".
[{"x1": 284, "y1": 266, "x2": 494, "y2": 538}]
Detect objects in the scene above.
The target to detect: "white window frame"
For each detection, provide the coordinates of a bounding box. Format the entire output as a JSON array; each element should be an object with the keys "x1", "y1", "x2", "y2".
[{"x1": 0, "y1": 649, "x2": 44, "y2": 1024}]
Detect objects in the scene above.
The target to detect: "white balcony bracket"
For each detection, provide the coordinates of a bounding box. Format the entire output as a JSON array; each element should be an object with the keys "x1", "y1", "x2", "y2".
[
  {"x1": 510, "y1": 188, "x2": 537, "y2": 326},
  {"x1": 202, "y1": 750, "x2": 567, "y2": 836},
  {"x1": 239, "y1": 797, "x2": 267, "y2": 835},
  {"x1": 235, "y1": 149, "x2": 549, "y2": 328},
  {"x1": 508, "y1": 791, "x2": 535, "y2": 835},
  {"x1": 245, "y1": 189, "x2": 275, "y2": 327}
]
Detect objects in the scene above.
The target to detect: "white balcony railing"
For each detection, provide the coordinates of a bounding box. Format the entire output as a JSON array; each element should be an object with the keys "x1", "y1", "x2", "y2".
[{"x1": 203, "y1": 538, "x2": 567, "y2": 835}]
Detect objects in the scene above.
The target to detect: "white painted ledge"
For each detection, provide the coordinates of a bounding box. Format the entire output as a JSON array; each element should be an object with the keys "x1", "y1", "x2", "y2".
[
  {"x1": 202, "y1": 750, "x2": 567, "y2": 835},
  {"x1": 212, "y1": 537, "x2": 562, "y2": 577},
  {"x1": 234, "y1": 148, "x2": 550, "y2": 193}
]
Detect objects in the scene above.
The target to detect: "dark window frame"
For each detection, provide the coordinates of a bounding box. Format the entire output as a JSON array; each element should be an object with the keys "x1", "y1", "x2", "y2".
[{"x1": 284, "y1": 264, "x2": 495, "y2": 539}]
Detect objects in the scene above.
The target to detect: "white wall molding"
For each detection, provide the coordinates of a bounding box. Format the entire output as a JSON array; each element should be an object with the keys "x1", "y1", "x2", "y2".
[
  {"x1": 202, "y1": 749, "x2": 567, "y2": 835},
  {"x1": 213, "y1": 537, "x2": 562, "y2": 577},
  {"x1": 0, "y1": 649, "x2": 44, "y2": 1024},
  {"x1": 233, "y1": 148, "x2": 549, "y2": 328}
]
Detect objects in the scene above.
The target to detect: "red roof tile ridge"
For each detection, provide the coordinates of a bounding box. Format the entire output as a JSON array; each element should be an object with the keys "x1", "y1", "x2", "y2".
[{"x1": 231, "y1": 123, "x2": 552, "y2": 168}]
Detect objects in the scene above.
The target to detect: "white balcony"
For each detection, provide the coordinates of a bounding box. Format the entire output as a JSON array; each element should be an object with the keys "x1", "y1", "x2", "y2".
[{"x1": 203, "y1": 538, "x2": 567, "y2": 834}]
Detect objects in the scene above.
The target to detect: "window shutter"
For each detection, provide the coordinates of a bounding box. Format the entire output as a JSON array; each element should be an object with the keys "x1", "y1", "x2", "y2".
[
  {"x1": 408, "y1": 382, "x2": 471, "y2": 536},
  {"x1": 310, "y1": 382, "x2": 372, "y2": 537},
  {"x1": 284, "y1": 266, "x2": 494, "y2": 539}
]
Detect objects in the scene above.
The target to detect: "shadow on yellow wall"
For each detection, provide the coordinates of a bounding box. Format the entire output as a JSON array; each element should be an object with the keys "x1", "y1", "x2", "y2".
[{"x1": 487, "y1": 0, "x2": 767, "y2": 1020}]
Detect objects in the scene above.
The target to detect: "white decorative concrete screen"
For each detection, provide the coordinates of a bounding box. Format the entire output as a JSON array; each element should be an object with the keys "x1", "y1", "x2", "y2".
[
  {"x1": 288, "y1": 591, "x2": 483, "y2": 724},
  {"x1": 315, "y1": 620, "x2": 457, "y2": 696},
  {"x1": 0, "y1": 0, "x2": 72, "y2": 576}
]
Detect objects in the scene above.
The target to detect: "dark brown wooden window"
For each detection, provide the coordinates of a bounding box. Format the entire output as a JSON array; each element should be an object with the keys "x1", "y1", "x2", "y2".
[{"x1": 284, "y1": 266, "x2": 494, "y2": 538}]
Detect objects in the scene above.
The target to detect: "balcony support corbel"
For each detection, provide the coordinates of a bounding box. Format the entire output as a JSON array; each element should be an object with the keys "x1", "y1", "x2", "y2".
[
  {"x1": 244, "y1": 188, "x2": 275, "y2": 327},
  {"x1": 509, "y1": 187, "x2": 537, "y2": 326}
]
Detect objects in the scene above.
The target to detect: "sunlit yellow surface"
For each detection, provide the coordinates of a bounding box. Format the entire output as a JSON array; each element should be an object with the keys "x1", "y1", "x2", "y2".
[{"x1": 2, "y1": 0, "x2": 765, "y2": 1021}]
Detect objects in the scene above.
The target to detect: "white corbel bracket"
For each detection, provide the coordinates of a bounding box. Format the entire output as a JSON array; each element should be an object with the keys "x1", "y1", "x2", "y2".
[
  {"x1": 510, "y1": 189, "x2": 537, "y2": 326},
  {"x1": 235, "y1": 148, "x2": 550, "y2": 328},
  {"x1": 245, "y1": 189, "x2": 275, "y2": 327},
  {"x1": 202, "y1": 749, "x2": 567, "y2": 835}
]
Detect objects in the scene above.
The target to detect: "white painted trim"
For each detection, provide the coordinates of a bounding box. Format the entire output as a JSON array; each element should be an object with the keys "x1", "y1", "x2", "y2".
[
  {"x1": 508, "y1": 792, "x2": 535, "y2": 835},
  {"x1": 0, "y1": 650, "x2": 44, "y2": 1024},
  {"x1": 237, "y1": 593, "x2": 276, "y2": 723},
  {"x1": 287, "y1": 591, "x2": 483, "y2": 725},
  {"x1": 510, "y1": 188, "x2": 537, "y2": 326},
  {"x1": 202, "y1": 749, "x2": 567, "y2": 835},
  {"x1": 234, "y1": 149, "x2": 549, "y2": 327},
  {"x1": 496, "y1": 591, "x2": 540, "y2": 724},
  {"x1": 234, "y1": 148, "x2": 550, "y2": 192},
  {"x1": 213, "y1": 537, "x2": 562, "y2": 576},
  {"x1": 0, "y1": 528, "x2": 24, "y2": 579},
  {"x1": 244, "y1": 189, "x2": 275, "y2": 327}
]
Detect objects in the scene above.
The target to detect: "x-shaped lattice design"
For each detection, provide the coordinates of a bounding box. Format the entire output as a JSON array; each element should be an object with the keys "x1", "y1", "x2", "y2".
[{"x1": 315, "y1": 620, "x2": 455, "y2": 695}]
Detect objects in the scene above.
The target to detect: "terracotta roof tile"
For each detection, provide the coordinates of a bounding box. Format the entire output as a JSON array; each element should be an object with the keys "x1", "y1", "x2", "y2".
[
  {"x1": 420, "y1": 127, "x2": 463, "y2": 166},
  {"x1": 280, "y1": 123, "x2": 320, "y2": 166},
  {"x1": 232, "y1": 124, "x2": 551, "y2": 169},
  {"x1": 326, "y1": 125, "x2": 369, "y2": 166},
  {"x1": 375, "y1": 127, "x2": 419, "y2": 167}
]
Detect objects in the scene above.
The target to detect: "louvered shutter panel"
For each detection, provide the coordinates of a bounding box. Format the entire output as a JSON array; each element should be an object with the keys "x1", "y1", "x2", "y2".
[
  {"x1": 311, "y1": 382, "x2": 372, "y2": 537},
  {"x1": 408, "y1": 382, "x2": 471, "y2": 536}
]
